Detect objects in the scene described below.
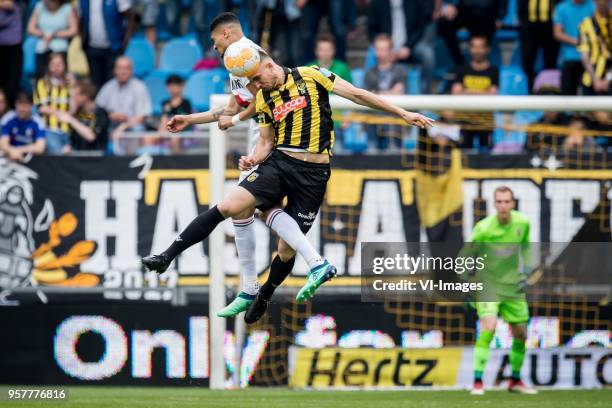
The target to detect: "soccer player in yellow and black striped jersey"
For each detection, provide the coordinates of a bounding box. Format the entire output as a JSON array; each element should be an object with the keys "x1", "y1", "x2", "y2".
[
  {"x1": 578, "y1": 0, "x2": 612, "y2": 94},
  {"x1": 143, "y1": 50, "x2": 433, "y2": 324},
  {"x1": 239, "y1": 52, "x2": 433, "y2": 317}
]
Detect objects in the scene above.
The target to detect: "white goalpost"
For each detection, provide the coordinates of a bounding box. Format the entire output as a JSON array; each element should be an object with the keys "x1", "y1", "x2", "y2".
[{"x1": 206, "y1": 93, "x2": 612, "y2": 389}]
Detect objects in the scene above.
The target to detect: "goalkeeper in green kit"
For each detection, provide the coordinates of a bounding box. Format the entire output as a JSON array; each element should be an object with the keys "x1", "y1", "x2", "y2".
[{"x1": 466, "y1": 186, "x2": 537, "y2": 395}]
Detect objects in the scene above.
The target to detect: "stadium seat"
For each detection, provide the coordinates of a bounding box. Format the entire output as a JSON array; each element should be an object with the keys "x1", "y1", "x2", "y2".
[
  {"x1": 500, "y1": 66, "x2": 529, "y2": 95},
  {"x1": 342, "y1": 123, "x2": 368, "y2": 153},
  {"x1": 159, "y1": 37, "x2": 203, "y2": 77},
  {"x1": 22, "y1": 36, "x2": 38, "y2": 77},
  {"x1": 364, "y1": 45, "x2": 377, "y2": 70},
  {"x1": 407, "y1": 68, "x2": 421, "y2": 94},
  {"x1": 351, "y1": 68, "x2": 365, "y2": 88},
  {"x1": 184, "y1": 69, "x2": 227, "y2": 111},
  {"x1": 125, "y1": 38, "x2": 156, "y2": 78},
  {"x1": 144, "y1": 71, "x2": 170, "y2": 116}
]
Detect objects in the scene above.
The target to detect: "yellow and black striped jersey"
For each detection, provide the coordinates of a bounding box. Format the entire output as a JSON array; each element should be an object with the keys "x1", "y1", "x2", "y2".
[
  {"x1": 256, "y1": 66, "x2": 337, "y2": 155},
  {"x1": 34, "y1": 78, "x2": 70, "y2": 133},
  {"x1": 578, "y1": 11, "x2": 612, "y2": 87},
  {"x1": 518, "y1": 0, "x2": 559, "y2": 24}
]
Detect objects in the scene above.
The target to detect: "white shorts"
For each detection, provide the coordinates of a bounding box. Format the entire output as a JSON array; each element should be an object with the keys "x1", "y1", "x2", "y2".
[{"x1": 239, "y1": 120, "x2": 261, "y2": 182}]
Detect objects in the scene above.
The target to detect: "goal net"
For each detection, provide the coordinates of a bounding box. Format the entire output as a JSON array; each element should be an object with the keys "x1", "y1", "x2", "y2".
[{"x1": 203, "y1": 94, "x2": 612, "y2": 388}]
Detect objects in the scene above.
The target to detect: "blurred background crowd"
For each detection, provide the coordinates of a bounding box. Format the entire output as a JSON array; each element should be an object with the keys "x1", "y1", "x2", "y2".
[{"x1": 0, "y1": 0, "x2": 611, "y2": 159}]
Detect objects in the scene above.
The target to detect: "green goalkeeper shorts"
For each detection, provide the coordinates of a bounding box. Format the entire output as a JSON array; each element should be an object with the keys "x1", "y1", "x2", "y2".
[{"x1": 475, "y1": 301, "x2": 529, "y2": 324}]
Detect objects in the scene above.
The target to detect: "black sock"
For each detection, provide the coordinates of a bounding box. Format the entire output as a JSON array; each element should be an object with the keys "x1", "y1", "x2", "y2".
[
  {"x1": 161, "y1": 206, "x2": 225, "y2": 260},
  {"x1": 260, "y1": 255, "x2": 295, "y2": 299}
]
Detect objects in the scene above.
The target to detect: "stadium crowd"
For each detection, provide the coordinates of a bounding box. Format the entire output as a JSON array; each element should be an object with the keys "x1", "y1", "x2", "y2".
[{"x1": 0, "y1": 0, "x2": 610, "y2": 159}]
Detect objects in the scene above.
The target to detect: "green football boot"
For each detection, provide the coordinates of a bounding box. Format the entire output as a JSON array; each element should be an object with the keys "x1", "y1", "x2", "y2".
[
  {"x1": 295, "y1": 260, "x2": 337, "y2": 302},
  {"x1": 216, "y1": 292, "x2": 256, "y2": 318}
]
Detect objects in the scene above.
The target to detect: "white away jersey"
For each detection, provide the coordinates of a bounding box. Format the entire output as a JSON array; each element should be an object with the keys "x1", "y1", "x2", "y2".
[{"x1": 228, "y1": 36, "x2": 264, "y2": 151}]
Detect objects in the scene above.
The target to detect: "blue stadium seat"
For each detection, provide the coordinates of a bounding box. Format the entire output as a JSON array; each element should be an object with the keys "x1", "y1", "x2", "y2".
[
  {"x1": 342, "y1": 123, "x2": 368, "y2": 153},
  {"x1": 351, "y1": 68, "x2": 365, "y2": 88},
  {"x1": 159, "y1": 37, "x2": 203, "y2": 76},
  {"x1": 22, "y1": 36, "x2": 38, "y2": 77},
  {"x1": 407, "y1": 68, "x2": 421, "y2": 94},
  {"x1": 364, "y1": 45, "x2": 377, "y2": 70},
  {"x1": 125, "y1": 38, "x2": 155, "y2": 78},
  {"x1": 144, "y1": 71, "x2": 170, "y2": 116},
  {"x1": 184, "y1": 69, "x2": 227, "y2": 111},
  {"x1": 500, "y1": 66, "x2": 529, "y2": 95}
]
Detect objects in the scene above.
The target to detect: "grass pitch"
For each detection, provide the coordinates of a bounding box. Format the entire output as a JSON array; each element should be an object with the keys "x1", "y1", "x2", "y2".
[{"x1": 0, "y1": 387, "x2": 610, "y2": 407}]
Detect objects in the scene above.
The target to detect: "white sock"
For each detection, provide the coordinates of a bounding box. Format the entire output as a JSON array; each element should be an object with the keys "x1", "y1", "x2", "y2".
[
  {"x1": 266, "y1": 209, "x2": 324, "y2": 269},
  {"x1": 233, "y1": 217, "x2": 258, "y2": 295}
]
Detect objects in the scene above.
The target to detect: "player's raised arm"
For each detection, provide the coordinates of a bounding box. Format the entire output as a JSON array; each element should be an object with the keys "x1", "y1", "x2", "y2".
[
  {"x1": 332, "y1": 76, "x2": 435, "y2": 129},
  {"x1": 166, "y1": 97, "x2": 241, "y2": 132}
]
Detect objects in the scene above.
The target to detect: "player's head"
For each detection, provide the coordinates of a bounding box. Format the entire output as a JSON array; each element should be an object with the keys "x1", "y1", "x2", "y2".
[
  {"x1": 15, "y1": 91, "x2": 33, "y2": 119},
  {"x1": 248, "y1": 52, "x2": 282, "y2": 91},
  {"x1": 315, "y1": 35, "x2": 336, "y2": 66},
  {"x1": 493, "y1": 186, "x2": 515, "y2": 220},
  {"x1": 373, "y1": 34, "x2": 393, "y2": 65},
  {"x1": 210, "y1": 12, "x2": 244, "y2": 56},
  {"x1": 114, "y1": 56, "x2": 133, "y2": 84},
  {"x1": 469, "y1": 35, "x2": 490, "y2": 64}
]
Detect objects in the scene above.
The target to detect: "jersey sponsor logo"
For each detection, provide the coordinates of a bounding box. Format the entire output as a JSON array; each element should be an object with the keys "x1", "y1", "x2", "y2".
[
  {"x1": 246, "y1": 172, "x2": 259, "y2": 182},
  {"x1": 272, "y1": 96, "x2": 308, "y2": 122}
]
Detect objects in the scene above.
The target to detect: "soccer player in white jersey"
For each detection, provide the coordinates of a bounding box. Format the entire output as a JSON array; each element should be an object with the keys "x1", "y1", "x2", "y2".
[{"x1": 158, "y1": 12, "x2": 327, "y2": 318}]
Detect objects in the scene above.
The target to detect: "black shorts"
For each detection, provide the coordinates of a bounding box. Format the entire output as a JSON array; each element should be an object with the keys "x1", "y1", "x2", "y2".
[{"x1": 238, "y1": 150, "x2": 331, "y2": 232}]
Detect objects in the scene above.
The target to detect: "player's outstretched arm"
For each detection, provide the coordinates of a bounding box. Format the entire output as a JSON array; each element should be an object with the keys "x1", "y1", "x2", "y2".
[
  {"x1": 332, "y1": 76, "x2": 435, "y2": 129},
  {"x1": 218, "y1": 99, "x2": 257, "y2": 130},
  {"x1": 166, "y1": 97, "x2": 241, "y2": 132}
]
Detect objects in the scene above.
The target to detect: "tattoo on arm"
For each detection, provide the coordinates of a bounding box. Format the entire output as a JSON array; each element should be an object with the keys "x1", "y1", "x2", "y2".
[{"x1": 212, "y1": 107, "x2": 225, "y2": 120}]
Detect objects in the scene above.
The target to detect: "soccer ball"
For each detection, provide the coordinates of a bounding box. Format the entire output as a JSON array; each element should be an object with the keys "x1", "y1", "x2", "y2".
[{"x1": 223, "y1": 42, "x2": 261, "y2": 77}]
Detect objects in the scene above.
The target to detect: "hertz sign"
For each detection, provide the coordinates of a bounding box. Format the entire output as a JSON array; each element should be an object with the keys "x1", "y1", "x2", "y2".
[{"x1": 290, "y1": 348, "x2": 462, "y2": 388}]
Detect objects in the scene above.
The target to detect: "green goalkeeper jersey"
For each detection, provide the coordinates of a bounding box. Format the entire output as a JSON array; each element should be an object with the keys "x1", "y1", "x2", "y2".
[{"x1": 469, "y1": 210, "x2": 531, "y2": 300}]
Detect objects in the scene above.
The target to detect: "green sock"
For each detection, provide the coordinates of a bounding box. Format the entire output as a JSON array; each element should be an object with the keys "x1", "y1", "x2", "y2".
[
  {"x1": 510, "y1": 339, "x2": 526, "y2": 379},
  {"x1": 474, "y1": 329, "x2": 495, "y2": 380}
]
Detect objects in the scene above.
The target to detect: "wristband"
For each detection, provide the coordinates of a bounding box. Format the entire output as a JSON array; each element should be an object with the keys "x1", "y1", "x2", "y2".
[{"x1": 231, "y1": 114, "x2": 242, "y2": 125}]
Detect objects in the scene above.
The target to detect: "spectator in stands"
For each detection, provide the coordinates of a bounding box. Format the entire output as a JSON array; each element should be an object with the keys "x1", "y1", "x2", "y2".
[
  {"x1": 34, "y1": 53, "x2": 73, "y2": 153},
  {"x1": 0, "y1": 0, "x2": 22, "y2": 107},
  {"x1": 450, "y1": 34, "x2": 499, "y2": 149},
  {"x1": 166, "y1": 0, "x2": 231, "y2": 49},
  {"x1": 154, "y1": 74, "x2": 192, "y2": 153},
  {"x1": 438, "y1": 0, "x2": 507, "y2": 65},
  {"x1": 578, "y1": 0, "x2": 612, "y2": 95},
  {"x1": 517, "y1": 0, "x2": 560, "y2": 92},
  {"x1": 95, "y1": 56, "x2": 152, "y2": 149},
  {"x1": 27, "y1": 0, "x2": 77, "y2": 79},
  {"x1": 298, "y1": 0, "x2": 346, "y2": 64},
  {"x1": 56, "y1": 79, "x2": 109, "y2": 153},
  {"x1": 553, "y1": 0, "x2": 595, "y2": 95},
  {"x1": 0, "y1": 91, "x2": 46, "y2": 161},
  {"x1": 364, "y1": 34, "x2": 407, "y2": 150},
  {"x1": 137, "y1": 0, "x2": 158, "y2": 45},
  {"x1": 254, "y1": 0, "x2": 301, "y2": 67},
  {"x1": 368, "y1": 0, "x2": 440, "y2": 93},
  {"x1": 78, "y1": 0, "x2": 134, "y2": 89},
  {"x1": 307, "y1": 35, "x2": 352, "y2": 149},
  {"x1": 307, "y1": 35, "x2": 352, "y2": 82}
]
